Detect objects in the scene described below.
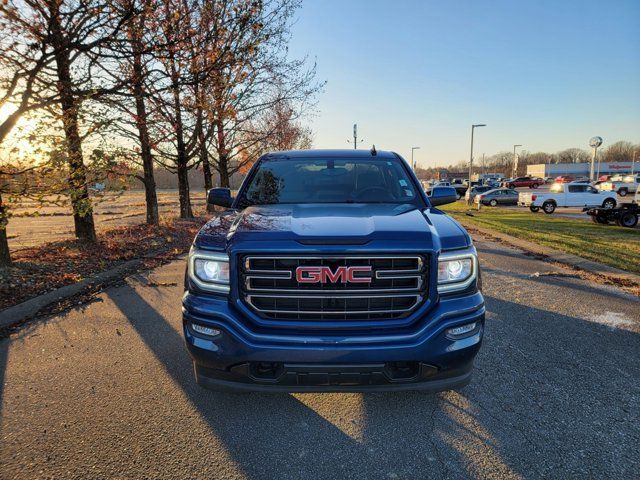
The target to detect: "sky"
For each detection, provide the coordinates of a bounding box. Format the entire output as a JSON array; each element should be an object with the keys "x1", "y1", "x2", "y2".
[{"x1": 289, "y1": 0, "x2": 640, "y2": 168}]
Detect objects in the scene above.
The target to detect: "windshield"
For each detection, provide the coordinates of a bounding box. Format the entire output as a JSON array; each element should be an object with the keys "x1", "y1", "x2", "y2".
[{"x1": 238, "y1": 157, "x2": 422, "y2": 206}]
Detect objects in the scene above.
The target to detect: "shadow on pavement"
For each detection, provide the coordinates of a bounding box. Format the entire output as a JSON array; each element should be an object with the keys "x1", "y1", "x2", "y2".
[
  {"x1": 107, "y1": 287, "x2": 378, "y2": 479},
  {"x1": 106, "y1": 282, "x2": 639, "y2": 479}
]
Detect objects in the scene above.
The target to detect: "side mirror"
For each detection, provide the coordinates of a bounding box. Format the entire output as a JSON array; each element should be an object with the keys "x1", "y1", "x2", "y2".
[
  {"x1": 428, "y1": 186, "x2": 457, "y2": 207},
  {"x1": 207, "y1": 188, "x2": 233, "y2": 208}
]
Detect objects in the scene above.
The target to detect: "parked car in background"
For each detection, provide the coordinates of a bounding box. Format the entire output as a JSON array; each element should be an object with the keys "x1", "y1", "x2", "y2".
[
  {"x1": 554, "y1": 175, "x2": 575, "y2": 184},
  {"x1": 598, "y1": 174, "x2": 640, "y2": 197},
  {"x1": 475, "y1": 188, "x2": 519, "y2": 206},
  {"x1": 518, "y1": 182, "x2": 617, "y2": 214},
  {"x1": 572, "y1": 177, "x2": 592, "y2": 184},
  {"x1": 544, "y1": 177, "x2": 554, "y2": 184},
  {"x1": 504, "y1": 177, "x2": 542, "y2": 189},
  {"x1": 465, "y1": 185, "x2": 493, "y2": 203}
]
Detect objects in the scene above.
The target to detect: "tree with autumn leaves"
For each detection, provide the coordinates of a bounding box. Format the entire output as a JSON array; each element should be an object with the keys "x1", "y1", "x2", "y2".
[{"x1": 0, "y1": 0, "x2": 320, "y2": 265}]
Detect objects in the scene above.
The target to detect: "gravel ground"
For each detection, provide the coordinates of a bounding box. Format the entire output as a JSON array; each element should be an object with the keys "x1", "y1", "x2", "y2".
[{"x1": 0, "y1": 236, "x2": 638, "y2": 479}]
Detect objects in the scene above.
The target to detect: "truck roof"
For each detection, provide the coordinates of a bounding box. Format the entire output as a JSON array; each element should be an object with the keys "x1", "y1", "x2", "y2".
[{"x1": 263, "y1": 148, "x2": 399, "y2": 160}]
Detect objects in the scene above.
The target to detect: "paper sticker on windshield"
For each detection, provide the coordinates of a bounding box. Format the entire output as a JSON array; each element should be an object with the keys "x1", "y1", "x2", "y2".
[{"x1": 399, "y1": 180, "x2": 408, "y2": 187}]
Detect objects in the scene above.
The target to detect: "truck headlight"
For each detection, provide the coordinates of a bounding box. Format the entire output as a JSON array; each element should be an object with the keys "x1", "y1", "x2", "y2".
[
  {"x1": 437, "y1": 249, "x2": 478, "y2": 293},
  {"x1": 188, "y1": 247, "x2": 230, "y2": 293}
]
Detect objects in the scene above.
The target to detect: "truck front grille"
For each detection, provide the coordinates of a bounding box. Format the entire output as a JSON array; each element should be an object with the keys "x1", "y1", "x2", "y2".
[{"x1": 240, "y1": 255, "x2": 428, "y2": 320}]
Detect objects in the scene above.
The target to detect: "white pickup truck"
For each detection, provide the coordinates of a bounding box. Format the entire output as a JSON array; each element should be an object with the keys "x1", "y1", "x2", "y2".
[
  {"x1": 519, "y1": 182, "x2": 617, "y2": 214},
  {"x1": 597, "y1": 174, "x2": 640, "y2": 197}
]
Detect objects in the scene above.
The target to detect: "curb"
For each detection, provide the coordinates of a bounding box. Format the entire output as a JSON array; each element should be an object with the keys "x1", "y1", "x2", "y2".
[
  {"x1": 0, "y1": 258, "x2": 145, "y2": 330},
  {"x1": 460, "y1": 221, "x2": 640, "y2": 285}
]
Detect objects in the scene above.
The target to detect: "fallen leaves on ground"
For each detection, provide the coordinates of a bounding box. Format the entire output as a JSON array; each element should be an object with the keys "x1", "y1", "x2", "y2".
[{"x1": 0, "y1": 217, "x2": 205, "y2": 310}]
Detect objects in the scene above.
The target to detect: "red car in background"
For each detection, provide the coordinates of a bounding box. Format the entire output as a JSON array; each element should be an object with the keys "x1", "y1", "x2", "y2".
[
  {"x1": 554, "y1": 175, "x2": 575, "y2": 183},
  {"x1": 504, "y1": 176, "x2": 542, "y2": 188}
]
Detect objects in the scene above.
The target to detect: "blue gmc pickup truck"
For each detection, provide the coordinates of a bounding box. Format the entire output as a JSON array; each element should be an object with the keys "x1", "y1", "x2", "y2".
[{"x1": 182, "y1": 149, "x2": 484, "y2": 392}]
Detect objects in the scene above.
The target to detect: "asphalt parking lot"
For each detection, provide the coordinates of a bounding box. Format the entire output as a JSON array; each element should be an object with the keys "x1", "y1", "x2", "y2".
[{"x1": 1, "y1": 236, "x2": 638, "y2": 479}]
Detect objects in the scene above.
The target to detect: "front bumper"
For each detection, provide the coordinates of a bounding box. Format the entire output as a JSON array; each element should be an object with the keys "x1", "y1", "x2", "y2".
[{"x1": 182, "y1": 291, "x2": 485, "y2": 392}]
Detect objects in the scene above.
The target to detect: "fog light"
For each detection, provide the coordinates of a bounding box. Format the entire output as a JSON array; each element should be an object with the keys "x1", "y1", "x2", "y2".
[
  {"x1": 192, "y1": 324, "x2": 221, "y2": 337},
  {"x1": 446, "y1": 322, "x2": 476, "y2": 337}
]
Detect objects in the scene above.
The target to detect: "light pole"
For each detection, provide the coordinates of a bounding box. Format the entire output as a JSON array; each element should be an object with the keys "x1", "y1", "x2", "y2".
[
  {"x1": 469, "y1": 124, "x2": 486, "y2": 182},
  {"x1": 589, "y1": 136, "x2": 603, "y2": 181},
  {"x1": 411, "y1": 146, "x2": 420, "y2": 170},
  {"x1": 512, "y1": 144, "x2": 522, "y2": 177},
  {"x1": 347, "y1": 123, "x2": 363, "y2": 149}
]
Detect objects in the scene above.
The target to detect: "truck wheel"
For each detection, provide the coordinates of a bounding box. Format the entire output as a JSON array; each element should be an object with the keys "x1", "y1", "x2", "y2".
[
  {"x1": 617, "y1": 212, "x2": 638, "y2": 228},
  {"x1": 592, "y1": 215, "x2": 608, "y2": 224},
  {"x1": 529, "y1": 206, "x2": 540, "y2": 213},
  {"x1": 489, "y1": 199, "x2": 498, "y2": 207},
  {"x1": 542, "y1": 201, "x2": 556, "y2": 214},
  {"x1": 618, "y1": 188, "x2": 628, "y2": 197},
  {"x1": 508, "y1": 184, "x2": 514, "y2": 189},
  {"x1": 456, "y1": 192, "x2": 462, "y2": 200},
  {"x1": 602, "y1": 198, "x2": 616, "y2": 209},
  {"x1": 531, "y1": 183, "x2": 539, "y2": 189}
]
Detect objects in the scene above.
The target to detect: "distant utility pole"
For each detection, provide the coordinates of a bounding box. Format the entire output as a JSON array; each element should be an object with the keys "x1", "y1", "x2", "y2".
[
  {"x1": 469, "y1": 124, "x2": 486, "y2": 181},
  {"x1": 411, "y1": 146, "x2": 420, "y2": 170},
  {"x1": 347, "y1": 123, "x2": 363, "y2": 149},
  {"x1": 512, "y1": 144, "x2": 522, "y2": 177},
  {"x1": 481, "y1": 153, "x2": 485, "y2": 175}
]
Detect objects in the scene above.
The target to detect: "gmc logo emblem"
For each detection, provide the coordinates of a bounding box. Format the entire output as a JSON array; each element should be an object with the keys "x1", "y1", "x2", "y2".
[{"x1": 296, "y1": 266, "x2": 372, "y2": 284}]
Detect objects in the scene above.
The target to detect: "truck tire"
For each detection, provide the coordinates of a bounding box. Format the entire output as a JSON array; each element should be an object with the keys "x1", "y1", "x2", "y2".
[
  {"x1": 542, "y1": 201, "x2": 556, "y2": 214},
  {"x1": 602, "y1": 198, "x2": 616, "y2": 209},
  {"x1": 508, "y1": 184, "x2": 515, "y2": 189},
  {"x1": 531, "y1": 183, "x2": 539, "y2": 189},
  {"x1": 618, "y1": 188, "x2": 628, "y2": 197},
  {"x1": 529, "y1": 206, "x2": 540, "y2": 213},
  {"x1": 456, "y1": 192, "x2": 462, "y2": 200},
  {"x1": 489, "y1": 199, "x2": 498, "y2": 207},
  {"x1": 591, "y1": 215, "x2": 608, "y2": 224},
  {"x1": 616, "y1": 212, "x2": 638, "y2": 228}
]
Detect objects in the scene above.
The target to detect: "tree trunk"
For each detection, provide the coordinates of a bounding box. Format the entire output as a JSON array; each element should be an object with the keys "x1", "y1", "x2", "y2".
[
  {"x1": 0, "y1": 192, "x2": 10, "y2": 267},
  {"x1": 219, "y1": 154, "x2": 230, "y2": 188},
  {"x1": 215, "y1": 118, "x2": 230, "y2": 188},
  {"x1": 169, "y1": 53, "x2": 192, "y2": 218},
  {"x1": 51, "y1": 8, "x2": 96, "y2": 242},
  {"x1": 177, "y1": 162, "x2": 192, "y2": 218},
  {"x1": 130, "y1": 24, "x2": 159, "y2": 225},
  {"x1": 198, "y1": 131, "x2": 213, "y2": 190}
]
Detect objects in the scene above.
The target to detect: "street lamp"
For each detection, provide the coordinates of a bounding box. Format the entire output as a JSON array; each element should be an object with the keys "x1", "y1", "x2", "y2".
[
  {"x1": 589, "y1": 136, "x2": 603, "y2": 181},
  {"x1": 469, "y1": 124, "x2": 486, "y2": 182},
  {"x1": 512, "y1": 144, "x2": 522, "y2": 177},
  {"x1": 411, "y1": 146, "x2": 420, "y2": 170}
]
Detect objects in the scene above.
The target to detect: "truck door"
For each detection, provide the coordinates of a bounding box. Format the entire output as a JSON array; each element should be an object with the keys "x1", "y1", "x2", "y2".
[{"x1": 567, "y1": 184, "x2": 586, "y2": 206}]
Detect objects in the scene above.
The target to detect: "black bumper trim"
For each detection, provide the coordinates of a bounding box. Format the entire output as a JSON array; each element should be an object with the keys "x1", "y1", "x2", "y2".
[{"x1": 194, "y1": 362, "x2": 473, "y2": 393}]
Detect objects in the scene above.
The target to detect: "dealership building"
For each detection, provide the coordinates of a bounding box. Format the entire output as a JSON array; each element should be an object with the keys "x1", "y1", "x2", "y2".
[{"x1": 526, "y1": 161, "x2": 639, "y2": 178}]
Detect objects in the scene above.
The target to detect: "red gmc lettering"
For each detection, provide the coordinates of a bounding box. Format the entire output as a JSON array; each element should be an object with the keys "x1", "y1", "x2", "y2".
[{"x1": 295, "y1": 266, "x2": 372, "y2": 284}]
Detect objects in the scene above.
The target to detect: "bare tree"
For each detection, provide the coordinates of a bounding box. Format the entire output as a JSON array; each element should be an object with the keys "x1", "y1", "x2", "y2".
[
  {"x1": 2, "y1": 0, "x2": 136, "y2": 242},
  {"x1": 601, "y1": 141, "x2": 637, "y2": 163},
  {"x1": 200, "y1": 0, "x2": 323, "y2": 188},
  {"x1": 555, "y1": 148, "x2": 590, "y2": 164}
]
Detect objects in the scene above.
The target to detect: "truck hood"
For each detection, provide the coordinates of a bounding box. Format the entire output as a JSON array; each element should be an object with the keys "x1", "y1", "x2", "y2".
[{"x1": 195, "y1": 203, "x2": 471, "y2": 251}]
